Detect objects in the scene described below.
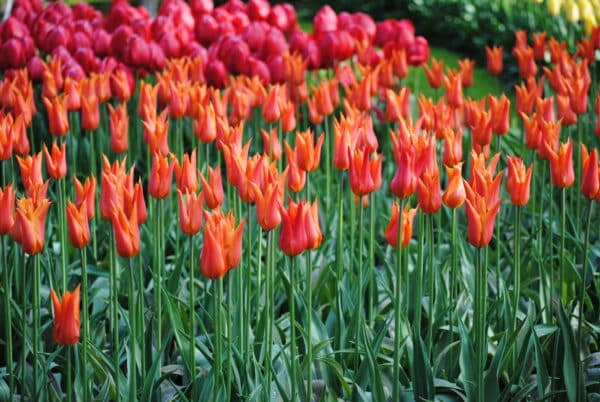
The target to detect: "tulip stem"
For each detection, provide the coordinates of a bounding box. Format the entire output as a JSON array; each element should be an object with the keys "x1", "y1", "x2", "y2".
[
  {"x1": 392, "y1": 199, "x2": 405, "y2": 402},
  {"x1": 354, "y1": 201, "x2": 365, "y2": 371},
  {"x1": 427, "y1": 213, "x2": 435, "y2": 360},
  {"x1": 560, "y1": 188, "x2": 567, "y2": 305},
  {"x1": 189, "y1": 235, "x2": 197, "y2": 400},
  {"x1": 213, "y1": 278, "x2": 222, "y2": 402},
  {"x1": 2, "y1": 236, "x2": 13, "y2": 402},
  {"x1": 81, "y1": 246, "x2": 90, "y2": 402},
  {"x1": 128, "y1": 258, "x2": 137, "y2": 402},
  {"x1": 512, "y1": 206, "x2": 521, "y2": 372},
  {"x1": 155, "y1": 198, "x2": 163, "y2": 367},
  {"x1": 414, "y1": 211, "x2": 424, "y2": 332},
  {"x1": 368, "y1": 191, "x2": 376, "y2": 327},
  {"x1": 335, "y1": 176, "x2": 345, "y2": 361},
  {"x1": 475, "y1": 247, "x2": 488, "y2": 402},
  {"x1": 449, "y1": 208, "x2": 458, "y2": 375},
  {"x1": 33, "y1": 253, "x2": 41, "y2": 401},
  {"x1": 289, "y1": 255, "x2": 297, "y2": 402},
  {"x1": 110, "y1": 231, "x2": 120, "y2": 402},
  {"x1": 264, "y1": 230, "x2": 274, "y2": 401},
  {"x1": 227, "y1": 265, "x2": 233, "y2": 400},
  {"x1": 324, "y1": 117, "x2": 332, "y2": 211},
  {"x1": 576, "y1": 201, "x2": 593, "y2": 402}
]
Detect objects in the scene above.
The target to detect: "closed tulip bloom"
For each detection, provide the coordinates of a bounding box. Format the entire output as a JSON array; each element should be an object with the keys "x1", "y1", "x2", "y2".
[
  {"x1": 194, "y1": 103, "x2": 217, "y2": 144},
  {"x1": 128, "y1": 181, "x2": 147, "y2": 225},
  {"x1": 444, "y1": 73, "x2": 463, "y2": 109},
  {"x1": 174, "y1": 151, "x2": 199, "y2": 193},
  {"x1": 390, "y1": 146, "x2": 418, "y2": 199},
  {"x1": 12, "y1": 197, "x2": 51, "y2": 255},
  {"x1": 0, "y1": 184, "x2": 16, "y2": 234},
  {"x1": 458, "y1": 58, "x2": 475, "y2": 88},
  {"x1": 442, "y1": 164, "x2": 466, "y2": 209},
  {"x1": 514, "y1": 47, "x2": 538, "y2": 79},
  {"x1": 12, "y1": 114, "x2": 30, "y2": 157},
  {"x1": 43, "y1": 141, "x2": 67, "y2": 180},
  {"x1": 279, "y1": 198, "x2": 308, "y2": 256},
  {"x1": 200, "y1": 166, "x2": 225, "y2": 209},
  {"x1": 262, "y1": 85, "x2": 282, "y2": 123},
  {"x1": 110, "y1": 70, "x2": 132, "y2": 102},
  {"x1": 177, "y1": 190, "x2": 203, "y2": 236},
  {"x1": 333, "y1": 121, "x2": 352, "y2": 171},
  {"x1": 280, "y1": 100, "x2": 297, "y2": 132},
  {"x1": 581, "y1": 144, "x2": 600, "y2": 199},
  {"x1": 81, "y1": 96, "x2": 100, "y2": 132},
  {"x1": 201, "y1": 222, "x2": 227, "y2": 279},
  {"x1": 423, "y1": 58, "x2": 444, "y2": 89},
  {"x1": 385, "y1": 202, "x2": 417, "y2": 248},
  {"x1": 0, "y1": 114, "x2": 14, "y2": 161},
  {"x1": 108, "y1": 103, "x2": 129, "y2": 154},
  {"x1": 304, "y1": 200, "x2": 323, "y2": 250},
  {"x1": 485, "y1": 45, "x2": 503, "y2": 75},
  {"x1": 17, "y1": 152, "x2": 43, "y2": 194},
  {"x1": 50, "y1": 285, "x2": 80, "y2": 346},
  {"x1": 74, "y1": 176, "x2": 96, "y2": 219},
  {"x1": 441, "y1": 127, "x2": 463, "y2": 167},
  {"x1": 464, "y1": 182, "x2": 501, "y2": 248},
  {"x1": 111, "y1": 203, "x2": 140, "y2": 258},
  {"x1": 417, "y1": 167, "x2": 442, "y2": 214},
  {"x1": 43, "y1": 95, "x2": 69, "y2": 137},
  {"x1": 348, "y1": 149, "x2": 382, "y2": 197},
  {"x1": 547, "y1": 140, "x2": 575, "y2": 188},
  {"x1": 287, "y1": 157, "x2": 306, "y2": 193},
  {"x1": 149, "y1": 153, "x2": 173, "y2": 199},
  {"x1": 521, "y1": 112, "x2": 542, "y2": 150},
  {"x1": 506, "y1": 156, "x2": 533, "y2": 206},
  {"x1": 66, "y1": 201, "x2": 90, "y2": 248},
  {"x1": 261, "y1": 128, "x2": 282, "y2": 161}
]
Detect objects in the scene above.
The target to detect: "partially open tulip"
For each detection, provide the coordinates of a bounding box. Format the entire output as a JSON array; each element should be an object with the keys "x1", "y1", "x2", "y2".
[
  {"x1": 485, "y1": 45, "x2": 503, "y2": 75},
  {"x1": 390, "y1": 145, "x2": 417, "y2": 199},
  {"x1": 444, "y1": 73, "x2": 463, "y2": 109},
  {"x1": 108, "y1": 103, "x2": 129, "y2": 154},
  {"x1": 458, "y1": 58, "x2": 475, "y2": 88},
  {"x1": 74, "y1": 175, "x2": 96, "y2": 219},
  {"x1": 489, "y1": 94, "x2": 510, "y2": 135},
  {"x1": 506, "y1": 156, "x2": 533, "y2": 206},
  {"x1": 43, "y1": 141, "x2": 67, "y2": 180},
  {"x1": 142, "y1": 109, "x2": 170, "y2": 156},
  {"x1": 111, "y1": 203, "x2": 140, "y2": 258},
  {"x1": 200, "y1": 166, "x2": 224, "y2": 209},
  {"x1": 384, "y1": 202, "x2": 417, "y2": 248},
  {"x1": 174, "y1": 151, "x2": 199, "y2": 193},
  {"x1": 43, "y1": 95, "x2": 69, "y2": 137},
  {"x1": 201, "y1": 209, "x2": 245, "y2": 279},
  {"x1": 149, "y1": 153, "x2": 173, "y2": 199},
  {"x1": 279, "y1": 198, "x2": 309, "y2": 256},
  {"x1": 348, "y1": 149, "x2": 382, "y2": 197},
  {"x1": 547, "y1": 140, "x2": 575, "y2": 188},
  {"x1": 417, "y1": 166, "x2": 442, "y2": 214},
  {"x1": 0, "y1": 114, "x2": 14, "y2": 161},
  {"x1": 81, "y1": 95, "x2": 100, "y2": 132},
  {"x1": 581, "y1": 144, "x2": 600, "y2": 199},
  {"x1": 17, "y1": 152, "x2": 43, "y2": 194},
  {"x1": 12, "y1": 197, "x2": 51, "y2": 255},
  {"x1": 464, "y1": 181, "x2": 501, "y2": 248},
  {"x1": 50, "y1": 285, "x2": 81, "y2": 346},
  {"x1": 442, "y1": 164, "x2": 466, "y2": 209},
  {"x1": 294, "y1": 129, "x2": 324, "y2": 172},
  {"x1": 0, "y1": 184, "x2": 16, "y2": 234},
  {"x1": 177, "y1": 190, "x2": 203, "y2": 236},
  {"x1": 66, "y1": 200, "x2": 90, "y2": 248},
  {"x1": 423, "y1": 58, "x2": 444, "y2": 89},
  {"x1": 251, "y1": 181, "x2": 282, "y2": 231},
  {"x1": 261, "y1": 128, "x2": 282, "y2": 161}
]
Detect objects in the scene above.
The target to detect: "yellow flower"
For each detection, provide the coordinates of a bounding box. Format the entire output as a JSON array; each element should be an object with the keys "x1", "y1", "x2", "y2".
[
  {"x1": 564, "y1": 0, "x2": 581, "y2": 22},
  {"x1": 547, "y1": 0, "x2": 562, "y2": 16}
]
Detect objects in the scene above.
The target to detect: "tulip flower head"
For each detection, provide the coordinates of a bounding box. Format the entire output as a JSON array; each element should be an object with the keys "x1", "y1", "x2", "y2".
[
  {"x1": 12, "y1": 196, "x2": 51, "y2": 255},
  {"x1": 485, "y1": 45, "x2": 503, "y2": 75},
  {"x1": 442, "y1": 164, "x2": 466, "y2": 209},
  {"x1": 50, "y1": 285, "x2": 81, "y2": 346},
  {"x1": 177, "y1": 190, "x2": 203, "y2": 236},
  {"x1": 547, "y1": 140, "x2": 575, "y2": 188},
  {"x1": 581, "y1": 144, "x2": 600, "y2": 199},
  {"x1": 0, "y1": 184, "x2": 16, "y2": 235},
  {"x1": 464, "y1": 181, "x2": 501, "y2": 248},
  {"x1": 384, "y1": 202, "x2": 417, "y2": 248},
  {"x1": 66, "y1": 201, "x2": 90, "y2": 248},
  {"x1": 43, "y1": 141, "x2": 67, "y2": 180},
  {"x1": 506, "y1": 156, "x2": 533, "y2": 206},
  {"x1": 201, "y1": 209, "x2": 245, "y2": 279}
]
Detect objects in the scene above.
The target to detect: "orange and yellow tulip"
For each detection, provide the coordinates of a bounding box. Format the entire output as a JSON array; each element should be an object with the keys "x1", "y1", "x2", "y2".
[
  {"x1": 66, "y1": 201, "x2": 90, "y2": 248},
  {"x1": 12, "y1": 196, "x2": 51, "y2": 255},
  {"x1": 506, "y1": 156, "x2": 533, "y2": 207},
  {"x1": 43, "y1": 141, "x2": 67, "y2": 180},
  {"x1": 384, "y1": 202, "x2": 417, "y2": 249},
  {"x1": 50, "y1": 285, "x2": 81, "y2": 346}
]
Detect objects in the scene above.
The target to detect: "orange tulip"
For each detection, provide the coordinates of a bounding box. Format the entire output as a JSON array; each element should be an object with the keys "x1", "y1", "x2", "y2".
[
  {"x1": 12, "y1": 114, "x2": 30, "y2": 156},
  {"x1": 177, "y1": 190, "x2": 203, "y2": 236},
  {"x1": 50, "y1": 285, "x2": 81, "y2": 346},
  {"x1": 464, "y1": 181, "x2": 501, "y2": 248},
  {"x1": 74, "y1": 176, "x2": 96, "y2": 220},
  {"x1": 390, "y1": 145, "x2": 417, "y2": 199},
  {"x1": 384, "y1": 202, "x2": 417, "y2": 249},
  {"x1": 149, "y1": 153, "x2": 173, "y2": 199},
  {"x1": 63, "y1": 77, "x2": 81, "y2": 112},
  {"x1": 110, "y1": 70, "x2": 132, "y2": 102},
  {"x1": 458, "y1": 58, "x2": 475, "y2": 88},
  {"x1": 506, "y1": 156, "x2": 533, "y2": 206},
  {"x1": 262, "y1": 85, "x2": 282, "y2": 123},
  {"x1": 280, "y1": 100, "x2": 297, "y2": 132},
  {"x1": 200, "y1": 166, "x2": 224, "y2": 210},
  {"x1": 441, "y1": 127, "x2": 463, "y2": 167},
  {"x1": 385, "y1": 87, "x2": 411, "y2": 123},
  {"x1": 174, "y1": 151, "x2": 199, "y2": 193},
  {"x1": 193, "y1": 103, "x2": 217, "y2": 144},
  {"x1": 470, "y1": 110, "x2": 493, "y2": 147},
  {"x1": 43, "y1": 95, "x2": 69, "y2": 137},
  {"x1": 485, "y1": 45, "x2": 503, "y2": 75},
  {"x1": 0, "y1": 184, "x2": 16, "y2": 235},
  {"x1": 12, "y1": 196, "x2": 51, "y2": 255},
  {"x1": 261, "y1": 128, "x2": 282, "y2": 161},
  {"x1": 556, "y1": 94, "x2": 577, "y2": 126},
  {"x1": 138, "y1": 82, "x2": 158, "y2": 120},
  {"x1": 81, "y1": 96, "x2": 100, "y2": 132},
  {"x1": 201, "y1": 209, "x2": 245, "y2": 279},
  {"x1": 287, "y1": 157, "x2": 306, "y2": 193},
  {"x1": 17, "y1": 152, "x2": 43, "y2": 194},
  {"x1": 514, "y1": 46, "x2": 537, "y2": 79},
  {"x1": 444, "y1": 73, "x2": 463, "y2": 109},
  {"x1": 279, "y1": 198, "x2": 309, "y2": 256},
  {"x1": 489, "y1": 94, "x2": 510, "y2": 136},
  {"x1": 348, "y1": 149, "x2": 382, "y2": 197},
  {"x1": 108, "y1": 103, "x2": 129, "y2": 154},
  {"x1": 442, "y1": 164, "x2": 466, "y2": 209},
  {"x1": 66, "y1": 201, "x2": 90, "y2": 248},
  {"x1": 547, "y1": 140, "x2": 575, "y2": 188},
  {"x1": 0, "y1": 113, "x2": 14, "y2": 161},
  {"x1": 251, "y1": 181, "x2": 282, "y2": 231},
  {"x1": 417, "y1": 167, "x2": 442, "y2": 214},
  {"x1": 294, "y1": 129, "x2": 324, "y2": 172},
  {"x1": 423, "y1": 58, "x2": 444, "y2": 89},
  {"x1": 520, "y1": 112, "x2": 542, "y2": 151},
  {"x1": 532, "y1": 32, "x2": 547, "y2": 60},
  {"x1": 581, "y1": 144, "x2": 600, "y2": 199},
  {"x1": 43, "y1": 141, "x2": 67, "y2": 180},
  {"x1": 515, "y1": 82, "x2": 537, "y2": 116},
  {"x1": 111, "y1": 203, "x2": 140, "y2": 258}
]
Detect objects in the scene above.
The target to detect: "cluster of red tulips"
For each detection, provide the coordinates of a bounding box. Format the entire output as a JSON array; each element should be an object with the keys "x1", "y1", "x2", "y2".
[{"x1": 0, "y1": 0, "x2": 599, "y2": 400}]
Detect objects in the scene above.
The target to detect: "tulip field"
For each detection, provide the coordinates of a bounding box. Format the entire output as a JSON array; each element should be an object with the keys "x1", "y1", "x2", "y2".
[{"x1": 1, "y1": 0, "x2": 600, "y2": 400}]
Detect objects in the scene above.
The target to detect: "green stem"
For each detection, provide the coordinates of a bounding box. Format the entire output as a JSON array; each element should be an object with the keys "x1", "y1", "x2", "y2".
[
  {"x1": 227, "y1": 272, "x2": 232, "y2": 400},
  {"x1": 110, "y1": 231, "x2": 120, "y2": 402},
  {"x1": 560, "y1": 188, "x2": 567, "y2": 305},
  {"x1": 335, "y1": 177, "x2": 345, "y2": 360},
  {"x1": 427, "y1": 213, "x2": 435, "y2": 360},
  {"x1": 449, "y1": 208, "x2": 458, "y2": 375},
  {"x1": 392, "y1": 199, "x2": 405, "y2": 402},
  {"x1": 33, "y1": 254, "x2": 41, "y2": 400},
  {"x1": 306, "y1": 247, "x2": 313, "y2": 400},
  {"x1": 81, "y1": 247, "x2": 90, "y2": 402},
  {"x1": 538, "y1": 163, "x2": 551, "y2": 323},
  {"x1": 512, "y1": 207, "x2": 521, "y2": 372},
  {"x1": 289, "y1": 256, "x2": 297, "y2": 402},
  {"x1": 265, "y1": 231, "x2": 274, "y2": 400},
  {"x1": 128, "y1": 258, "x2": 137, "y2": 402},
  {"x1": 2, "y1": 236, "x2": 13, "y2": 402},
  {"x1": 156, "y1": 199, "x2": 163, "y2": 366},
  {"x1": 214, "y1": 278, "x2": 223, "y2": 402},
  {"x1": 414, "y1": 212, "x2": 424, "y2": 330},
  {"x1": 368, "y1": 191, "x2": 376, "y2": 327},
  {"x1": 324, "y1": 117, "x2": 332, "y2": 211},
  {"x1": 475, "y1": 247, "x2": 487, "y2": 402},
  {"x1": 576, "y1": 201, "x2": 594, "y2": 402},
  {"x1": 136, "y1": 255, "x2": 145, "y2": 384},
  {"x1": 355, "y1": 201, "x2": 365, "y2": 371},
  {"x1": 189, "y1": 236, "x2": 197, "y2": 399}
]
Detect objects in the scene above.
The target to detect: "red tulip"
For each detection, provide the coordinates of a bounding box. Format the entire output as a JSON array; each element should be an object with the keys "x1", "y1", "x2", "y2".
[
  {"x1": 384, "y1": 202, "x2": 417, "y2": 248},
  {"x1": 0, "y1": 184, "x2": 16, "y2": 235},
  {"x1": 506, "y1": 156, "x2": 533, "y2": 206},
  {"x1": 50, "y1": 285, "x2": 81, "y2": 346},
  {"x1": 177, "y1": 190, "x2": 203, "y2": 236},
  {"x1": 66, "y1": 200, "x2": 90, "y2": 248},
  {"x1": 43, "y1": 141, "x2": 67, "y2": 180}
]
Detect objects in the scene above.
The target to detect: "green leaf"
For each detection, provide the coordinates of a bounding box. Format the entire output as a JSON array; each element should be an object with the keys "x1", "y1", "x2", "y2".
[
  {"x1": 556, "y1": 302, "x2": 578, "y2": 402},
  {"x1": 412, "y1": 333, "x2": 434, "y2": 401},
  {"x1": 459, "y1": 319, "x2": 476, "y2": 401}
]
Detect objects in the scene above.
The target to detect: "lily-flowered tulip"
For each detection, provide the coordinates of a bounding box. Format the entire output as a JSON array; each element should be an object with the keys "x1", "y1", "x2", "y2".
[
  {"x1": 384, "y1": 202, "x2": 417, "y2": 248},
  {"x1": 17, "y1": 152, "x2": 43, "y2": 195},
  {"x1": 442, "y1": 164, "x2": 466, "y2": 209},
  {"x1": 66, "y1": 201, "x2": 90, "y2": 248},
  {"x1": 390, "y1": 145, "x2": 418, "y2": 199},
  {"x1": 43, "y1": 95, "x2": 69, "y2": 137},
  {"x1": 174, "y1": 151, "x2": 199, "y2": 193},
  {"x1": 74, "y1": 176, "x2": 96, "y2": 219},
  {"x1": 485, "y1": 45, "x2": 503, "y2": 75},
  {"x1": 444, "y1": 73, "x2": 463, "y2": 109},
  {"x1": 142, "y1": 109, "x2": 170, "y2": 156},
  {"x1": 489, "y1": 94, "x2": 510, "y2": 135},
  {"x1": 348, "y1": 149, "x2": 382, "y2": 197},
  {"x1": 201, "y1": 209, "x2": 245, "y2": 279},
  {"x1": 547, "y1": 140, "x2": 575, "y2": 188},
  {"x1": 506, "y1": 156, "x2": 533, "y2": 206},
  {"x1": 581, "y1": 144, "x2": 600, "y2": 199},
  {"x1": 177, "y1": 190, "x2": 203, "y2": 236},
  {"x1": 50, "y1": 285, "x2": 81, "y2": 346},
  {"x1": 200, "y1": 166, "x2": 225, "y2": 210},
  {"x1": 12, "y1": 196, "x2": 51, "y2": 255},
  {"x1": 0, "y1": 113, "x2": 14, "y2": 160},
  {"x1": 464, "y1": 181, "x2": 501, "y2": 248},
  {"x1": 261, "y1": 128, "x2": 282, "y2": 161},
  {"x1": 251, "y1": 181, "x2": 282, "y2": 231},
  {"x1": 149, "y1": 153, "x2": 174, "y2": 199},
  {"x1": 262, "y1": 85, "x2": 282, "y2": 123},
  {"x1": 441, "y1": 127, "x2": 463, "y2": 167},
  {"x1": 423, "y1": 58, "x2": 444, "y2": 89},
  {"x1": 417, "y1": 167, "x2": 442, "y2": 214},
  {"x1": 111, "y1": 203, "x2": 140, "y2": 258},
  {"x1": 81, "y1": 95, "x2": 100, "y2": 132},
  {"x1": 0, "y1": 184, "x2": 16, "y2": 234},
  {"x1": 43, "y1": 141, "x2": 67, "y2": 180},
  {"x1": 458, "y1": 58, "x2": 475, "y2": 88},
  {"x1": 108, "y1": 103, "x2": 129, "y2": 154},
  {"x1": 279, "y1": 199, "x2": 314, "y2": 256},
  {"x1": 294, "y1": 129, "x2": 324, "y2": 172}
]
